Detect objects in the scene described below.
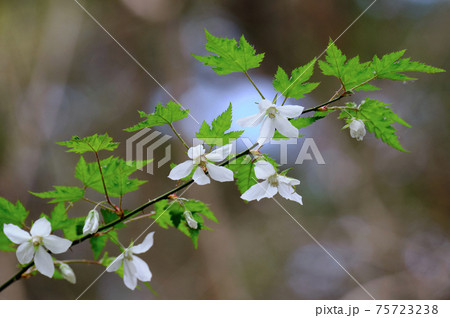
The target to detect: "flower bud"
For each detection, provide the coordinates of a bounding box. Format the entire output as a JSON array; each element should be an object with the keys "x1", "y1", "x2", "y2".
[
  {"x1": 349, "y1": 118, "x2": 366, "y2": 141},
  {"x1": 59, "y1": 263, "x2": 76, "y2": 284},
  {"x1": 83, "y1": 209, "x2": 100, "y2": 235},
  {"x1": 183, "y1": 210, "x2": 198, "y2": 229}
]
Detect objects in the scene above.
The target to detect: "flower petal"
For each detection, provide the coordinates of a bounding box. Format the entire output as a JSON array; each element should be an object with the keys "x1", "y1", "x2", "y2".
[
  {"x1": 43, "y1": 235, "x2": 72, "y2": 254},
  {"x1": 3, "y1": 224, "x2": 31, "y2": 244},
  {"x1": 130, "y1": 232, "x2": 154, "y2": 254},
  {"x1": 241, "y1": 180, "x2": 277, "y2": 201},
  {"x1": 132, "y1": 256, "x2": 152, "y2": 282},
  {"x1": 187, "y1": 144, "x2": 205, "y2": 159},
  {"x1": 278, "y1": 175, "x2": 300, "y2": 186},
  {"x1": 277, "y1": 105, "x2": 304, "y2": 118},
  {"x1": 278, "y1": 183, "x2": 303, "y2": 205},
  {"x1": 254, "y1": 160, "x2": 276, "y2": 180},
  {"x1": 168, "y1": 160, "x2": 196, "y2": 180},
  {"x1": 16, "y1": 242, "x2": 35, "y2": 264},
  {"x1": 30, "y1": 217, "x2": 52, "y2": 237},
  {"x1": 34, "y1": 245, "x2": 55, "y2": 278},
  {"x1": 257, "y1": 118, "x2": 275, "y2": 145},
  {"x1": 83, "y1": 210, "x2": 99, "y2": 235},
  {"x1": 192, "y1": 167, "x2": 210, "y2": 185},
  {"x1": 205, "y1": 162, "x2": 234, "y2": 182},
  {"x1": 123, "y1": 260, "x2": 138, "y2": 290},
  {"x1": 273, "y1": 115, "x2": 299, "y2": 138},
  {"x1": 236, "y1": 112, "x2": 265, "y2": 128},
  {"x1": 258, "y1": 99, "x2": 273, "y2": 112},
  {"x1": 205, "y1": 144, "x2": 233, "y2": 162},
  {"x1": 106, "y1": 254, "x2": 124, "y2": 272}
]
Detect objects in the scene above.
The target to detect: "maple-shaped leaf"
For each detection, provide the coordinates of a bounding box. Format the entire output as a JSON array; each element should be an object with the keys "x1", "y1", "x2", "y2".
[
  {"x1": 30, "y1": 186, "x2": 85, "y2": 204},
  {"x1": 339, "y1": 98, "x2": 411, "y2": 152},
  {"x1": 193, "y1": 30, "x2": 264, "y2": 75},
  {"x1": 196, "y1": 103, "x2": 244, "y2": 146},
  {"x1": 56, "y1": 133, "x2": 119, "y2": 154},
  {"x1": 124, "y1": 101, "x2": 189, "y2": 132},
  {"x1": 273, "y1": 58, "x2": 320, "y2": 99}
]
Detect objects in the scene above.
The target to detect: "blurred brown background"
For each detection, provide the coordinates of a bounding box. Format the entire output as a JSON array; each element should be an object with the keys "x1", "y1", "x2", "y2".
[{"x1": 0, "y1": 0, "x2": 449, "y2": 299}]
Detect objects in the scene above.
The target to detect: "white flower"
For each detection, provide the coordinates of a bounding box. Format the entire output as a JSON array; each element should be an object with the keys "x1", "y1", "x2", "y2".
[
  {"x1": 183, "y1": 210, "x2": 198, "y2": 229},
  {"x1": 3, "y1": 217, "x2": 72, "y2": 278},
  {"x1": 237, "y1": 99, "x2": 304, "y2": 145},
  {"x1": 107, "y1": 232, "x2": 154, "y2": 290},
  {"x1": 241, "y1": 160, "x2": 303, "y2": 204},
  {"x1": 168, "y1": 144, "x2": 234, "y2": 185},
  {"x1": 349, "y1": 118, "x2": 366, "y2": 141},
  {"x1": 59, "y1": 263, "x2": 76, "y2": 284},
  {"x1": 83, "y1": 209, "x2": 100, "y2": 235}
]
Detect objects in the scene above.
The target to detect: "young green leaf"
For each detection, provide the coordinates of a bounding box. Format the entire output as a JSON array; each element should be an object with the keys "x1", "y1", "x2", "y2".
[
  {"x1": 273, "y1": 59, "x2": 320, "y2": 99},
  {"x1": 56, "y1": 133, "x2": 119, "y2": 154},
  {"x1": 0, "y1": 198, "x2": 28, "y2": 251},
  {"x1": 90, "y1": 231, "x2": 118, "y2": 260},
  {"x1": 196, "y1": 103, "x2": 244, "y2": 146},
  {"x1": 193, "y1": 29, "x2": 264, "y2": 75},
  {"x1": 228, "y1": 155, "x2": 257, "y2": 195},
  {"x1": 339, "y1": 98, "x2": 411, "y2": 152},
  {"x1": 124, "y1": 101, "x2": 189, "y2": 132},
  {"x1": 30, "y1": 186, "x2": 85, "y2": 204}
]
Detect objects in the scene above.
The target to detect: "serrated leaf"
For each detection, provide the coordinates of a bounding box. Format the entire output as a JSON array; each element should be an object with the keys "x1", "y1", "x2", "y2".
[
  {"x1": 193, "y1": 29, "x2": 264, "y2": 75},
  {"x1": 196, "y1": 103, "x2": 244, "y2": 146},
  {"x1": 340, "y1": 98, "x2": 411, "y2": 152},
  {"x1": 62, "y1": 217, "x2": 86, "y2": 241},
  {"x1": 30, "y1": 186, "x2": 84, "y2": 204},
  {"x1": 0, "y1": 198, "x2": 29, "y2": 251},
  {"x1": 50, "y1": 202, "x2": 69, "y2": 230},
  {"x1": 124, "y1": 101, "x2": 189, "y2": 132},
  {"x1": 90, "y1": 235, "x2": 109, "y2": 260},
  {"x1": 273, "y1": 59, "x2": 319, "y2": 99},
  {"x1": 75, "y1": 156, "x2": 151, "y2": 197},
  {"x1": 272, "y1": 116, "x2": 320, "y2": 139},
  {"x1": 56, "y1": 133, "x2": 119, "y2": 154},
  {"x1": 227, "y1": 155, "x2": 257, "y2": 195}
]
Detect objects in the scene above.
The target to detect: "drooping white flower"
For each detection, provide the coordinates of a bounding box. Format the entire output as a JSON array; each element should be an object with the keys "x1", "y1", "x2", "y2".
[
  {"x1": 59, "y1": 263, "x2": 76, "y2": 284},
  {"x1": 348, "y1": 118, "x2": 366, "y2": 141},
  {"x1": 168, "y1": 144, "x2": 234, "y2": 185},
  {"x1": 3, "y1": 217, "x2": 72, "y2": 278},
  {"x1": 83, "y1": 209, "x2": 100, "y2": 235},
  {"x1": 237, "y1": 99, "x2": 304, "y2": 145},
  {"x1": 183, "y1": 210, "x2": 198, "y2": 229},
  {"x1": 107, "y1": 232, "x2": 154, "y2": 290},
  {"x1": 241, "y1": 160, "x2": 303, "y2": 204}
]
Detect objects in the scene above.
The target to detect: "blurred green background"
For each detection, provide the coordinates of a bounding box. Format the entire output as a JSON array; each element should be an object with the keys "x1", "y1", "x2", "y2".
[{"x1": 0, "y1": 0, "x2": 449, "y2": 299}]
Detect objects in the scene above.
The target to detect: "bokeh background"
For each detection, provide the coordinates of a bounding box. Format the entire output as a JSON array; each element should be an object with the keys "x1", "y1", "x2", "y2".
[{"x1": 0, "y1": 0, "x2": 449, "y2": 300}]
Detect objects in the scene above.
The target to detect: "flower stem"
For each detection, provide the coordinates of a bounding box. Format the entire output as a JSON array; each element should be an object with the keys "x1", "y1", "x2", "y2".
[
  {"x1": 302, "y1": 92, "x2": 351, "y2": 114},
  {"x1": 82, "y1": 197, "x2": 113, "y2": 211},
  {"x1": 244, "y1": 71, "x2": 265, "y2": 99},
  {"x1": 168, "y1": 123, "x2": 189, "y2": 150},
  {"x1": 94, "y1": 151, "x2": 116, "y2": 212}
]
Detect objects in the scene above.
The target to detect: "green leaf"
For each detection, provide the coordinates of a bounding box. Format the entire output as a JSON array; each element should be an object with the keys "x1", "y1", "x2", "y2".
[
  {"x1": 372, "y1": 50, "x2": 445, "y2": 81},
  {"x1": 75, "y1": 156, "x2": 151, "y2": 197},
  {"x1": 339, "y1": 98, "x2": 411, "y2": 152},
  {"x1": 56, "y1": 133, "x2": 119, "y2": 154},
  {"x1": 50, "y1": 203, "x2": 69, "y2": 230},
  {"x1": 61, "y1": 217, "x2": 86, "y2": 241},
  {"x1": 90, "y1": 235, "x2": 108, "y2": 260},
  {"x1": 30, "y1": 186, "x2": 85, "y2": 204},
  {"x1": 193, "y1": 29, "x2": 264, "y2": 75},
  {"x1": 228, "y1": 155, "x2": 257, "y2": 195},
  {"x1": 273, "y1": 59, "x2": 320, "y2": 99},
  {"x1": 0, "y1": 198, "x2": 29, "y2": 251},
  {"x1": 273, "y1": 116, "x2": 321, "y2": 139},
  {"x1": 196, "y1": 103, "x2": 244, "y2": 146},
  {"x1": 124, "y1": 101, "x2": 189, "y2": 132}
]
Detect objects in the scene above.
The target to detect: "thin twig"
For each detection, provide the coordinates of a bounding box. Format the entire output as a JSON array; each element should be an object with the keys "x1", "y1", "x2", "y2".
[
  {"x1": 168, "y1": 123, "x2": 189, "y2": 150},
  {"x1": 244, "y1": 71, "x2": 265, "y2": 99}
]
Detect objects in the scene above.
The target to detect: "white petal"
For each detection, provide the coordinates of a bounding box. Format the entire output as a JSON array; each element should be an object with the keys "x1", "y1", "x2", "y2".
[
  {"x1": 106, "y1": 254, "x2": 124, "y2": 272},
  {"x1": 168, "y1": 160, "x2": 196, "y2": 180},
  {"x1": 83, "y1": 210, "x2": 99, "y2": 235},
  {"x1": 258, "y1": 99, "x2": 273, "y2": 112},
  {"x1": 59, "y1": 263, "x2": 76, "y2": 284},
  {"x1": 205, "y1": 162, "x2": 234, "y2": 182},
  {"x1": 277, "y1": 105, "x2": 304, "y2": 118},
  {"x1": 123, "y1": 260, "x2": 138, "y2": 290},
  {"x1": 3, "y1": 224, "x2": 31, "y2": 244},
  {"x1": 187, "y1": 144, "x2": 205, "y2": 159},
  {"x1": 273, "y1": 115, "x2": 299, "y2": 138},
  {"x1": 241, "y1": 180, "x2": 277, "y2": 201},
  {"x1": 130, "y1": 232, "x2": 154, "y2": 254},
  {"x1": 278, "y1": 183, "x2": 303, "y2": 205},
  {"x1": 205, "y1": 144, "x2": 233, "y2": 162},
  {"x1": 43, "y1": 235, "x2": 72, "y2": 254},
  {"x1": 254, "y1": 160, "x2": 276, "y2": 180},
  {"x1": 278, "y1": 175, "x2": 301, "y2": 186},
  {"x1": 236, "y1": 112, "x2": 265, "y2": 127},
  {"x1": 132, "y1": 256, "x2": 152, "y2": 282},
  {"x1": 16, "y1": 242, "x2": 35, "y2": 264},
  {"x1": 192, "y1": 167, "x2": 210, "y2": 185},
  {"x1": 34, "y1": 245, "x2": 55, "y2": 278},
  {"x1": 257, "y1": 118, "x2": 275, "y2": 145},
  {"x1": 30, "y1": 217, "x2": 51, "y2": 237}
]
